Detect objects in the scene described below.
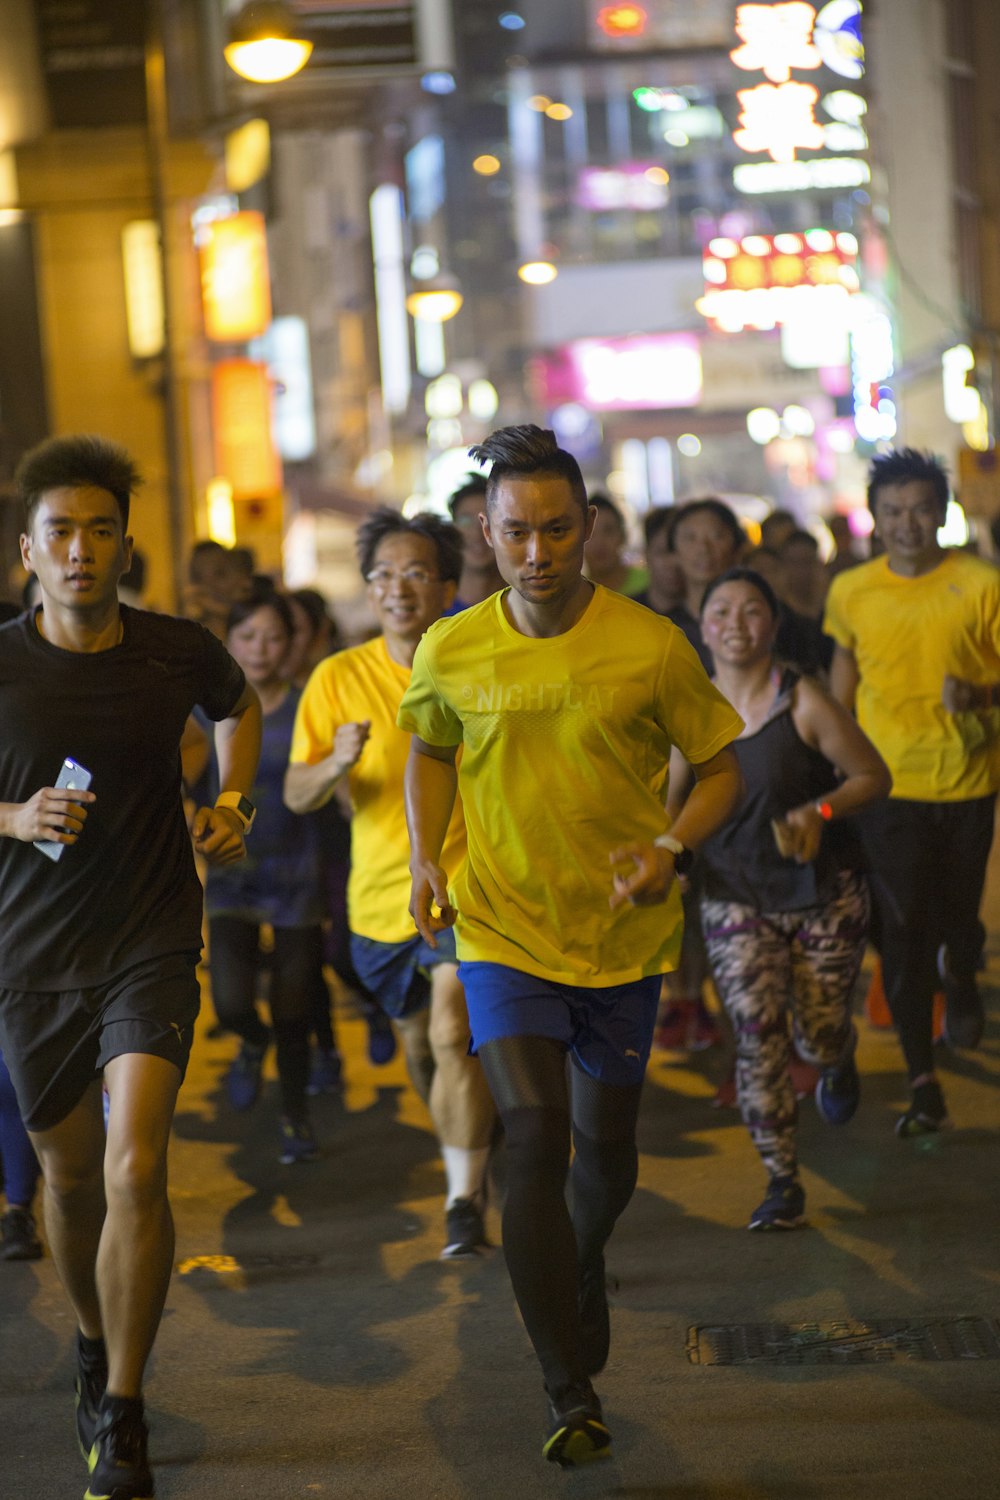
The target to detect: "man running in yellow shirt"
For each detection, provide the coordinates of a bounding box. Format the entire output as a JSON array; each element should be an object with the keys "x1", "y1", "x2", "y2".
[
  {"x1": 398, "y1": 425, "x2": 744, "y2": 1465},
  {"x1": 825, "y1": 447, "x2": 1000, "y2": 1134},
  {"x1": 285, "y1": 510, "x2": 496, "y2": 1258}
]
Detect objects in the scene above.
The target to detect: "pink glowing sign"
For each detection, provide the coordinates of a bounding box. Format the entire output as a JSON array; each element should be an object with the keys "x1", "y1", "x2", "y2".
[{"x1": 536, "y1": 334, "x2": 703, "y2": 411}]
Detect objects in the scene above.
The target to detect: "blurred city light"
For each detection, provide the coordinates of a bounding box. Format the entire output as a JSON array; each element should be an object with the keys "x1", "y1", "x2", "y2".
[
  {"x1": 545, "y1": 103, "x2": 574, "y2": 121},
  {"x1": 527, "y1": 95, "x2": 552, "y2": 112},
  {"x1": 677, "y1": 434, "x2": 702, "y2": 457},
  {"x1": 747, "y1": 407, "x2": 782, "y2": 444},
  {"x1": 499, "y1": 12, "x2": 526, "y2": 29},
  {"x1": 518, "y1": 261, "x2": 558, "y2": 285},
  {"x1": 473, "y1": 154, "x2": 502, "y2": 176},
  {"x1": 421, "y1": 71, "x2": 456, "y2": 95},
  {"x1": 405, "y1": 278, "x2": 464, "y2": 322},
  {"x1": 596, "y1": 5, "x2": 649, "y2": 38}
]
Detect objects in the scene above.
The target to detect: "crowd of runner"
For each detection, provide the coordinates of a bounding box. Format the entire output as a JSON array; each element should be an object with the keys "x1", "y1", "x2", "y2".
[{"x1": 0, "y1": 430, "x2": 997, "y2": 1493}]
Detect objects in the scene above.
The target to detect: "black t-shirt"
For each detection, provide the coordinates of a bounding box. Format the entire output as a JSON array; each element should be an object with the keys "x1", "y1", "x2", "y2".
[{"x1": 0, "y1": 606, "x2": 245, "y2": 990}]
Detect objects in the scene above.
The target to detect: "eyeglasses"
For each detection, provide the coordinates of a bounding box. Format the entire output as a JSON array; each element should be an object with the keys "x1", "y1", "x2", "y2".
[{"x1": 365, "y1": 566, "x2": 439, "y2": 588}]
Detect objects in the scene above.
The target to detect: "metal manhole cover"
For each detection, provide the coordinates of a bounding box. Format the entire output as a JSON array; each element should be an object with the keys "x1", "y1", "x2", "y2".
[{"x1": 688, "y1": 1318, "x2": 1000, "y2": 1365}]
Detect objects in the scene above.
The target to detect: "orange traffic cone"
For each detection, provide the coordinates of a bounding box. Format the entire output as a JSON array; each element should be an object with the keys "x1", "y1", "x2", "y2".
[{"x1": 864, "y1": 960, "x2": 892, "y2": 1028}]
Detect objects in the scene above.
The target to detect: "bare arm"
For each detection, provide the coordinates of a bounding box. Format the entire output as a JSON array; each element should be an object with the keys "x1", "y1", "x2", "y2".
[
  {"x1": 829, "y1": 643, "x2": 860, "y2": 712},
  {"x1": 665, "y1": 742, "x2": 695, "y2": 822},
  {"x1": 779, "y1": 677, "x2": 892, "y2": 863},
  {"x1": 404, "y1": 736, "x2": 460, "y2": 947},
  {"x1": 180, "y1": 713, "x2": 210, "y2": 792},
  {"x1": 283, "y1": 721, "x2": 371, "y2": 814},
  {"x1": 192, "y1": 682, "x2": 262, "y2": 866},
  {"x1": 0, "y1": 787, "x2": 95, "y2": 846},
  {"x1": 609, "y1": 745, "x2": 744, "y2": 910}
]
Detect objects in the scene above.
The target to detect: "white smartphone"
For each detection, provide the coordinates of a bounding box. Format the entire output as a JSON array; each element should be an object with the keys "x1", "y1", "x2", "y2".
[{"x1": 33, "y1": 757, "x2": 93, "y2": 862}]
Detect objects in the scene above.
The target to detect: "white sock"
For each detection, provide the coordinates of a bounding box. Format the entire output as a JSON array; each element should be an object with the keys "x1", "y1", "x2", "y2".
[{"x1": 442, "y1": 1145, "x2": 490, "y2": 1208}]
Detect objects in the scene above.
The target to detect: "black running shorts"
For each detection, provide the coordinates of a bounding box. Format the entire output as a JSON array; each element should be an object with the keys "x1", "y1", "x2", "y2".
[{"x1": 0, "y1": 951, "x2": 201, "y2": 1132}]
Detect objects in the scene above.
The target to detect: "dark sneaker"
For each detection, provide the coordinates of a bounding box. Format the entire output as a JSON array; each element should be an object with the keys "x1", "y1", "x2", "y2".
[
  {"x1": 748, "y1": 1175, "x2": 805, "y2": 1231},
  {"x1": 579, "y1": 1255, "x2": 610, "y2": 1376},
  {"x1": 279, "y1": 1116, "x2": 319, "y2": 1164},
  {"x1": 542, "y1": 1382, "x2": 612, "y2": 1467},
  {"x1": 815, "y1": 1031, "x2": 861, "y2": 1126},
  {"x1": 0, "y1": 1206, "x2": 42, "y2": 1260},
  {"x1": 75, "y1": 1333, "x2": 108, "y2": 1463},
  {"x1": 938, "y1": 955, "x2": 985, "y2": 1050},
  {"x1": 441, "y1": 1197, "x2": 490, "y2": 1259},
  {"x1": 85, "y1": 1403, "x2": 153, "y2": 1500},
  {"x1": 306, "y1": 1045, "x2": 343, "y2": 1096},
  {"x1": 225, "y1": 1038, "x2": 268, "y2": 1111},
  {"x1": 366, "y1": 1007, "x2": 397, "y2": 1066},
  {"x1": 896, "y1": 1079, "x2": 950, "y2": 1138}
]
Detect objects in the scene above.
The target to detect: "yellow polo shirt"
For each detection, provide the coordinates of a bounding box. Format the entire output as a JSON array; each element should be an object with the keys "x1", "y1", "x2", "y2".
[
  {"x1": 290, "y1": 636, "x2": 467, "y2": 944},
  {"x1": 397, "y1": 586, "x2": 743, "y2": 985},
  {"x1": 824, "y1": 550, "x2": 1000, "y2": 801}
]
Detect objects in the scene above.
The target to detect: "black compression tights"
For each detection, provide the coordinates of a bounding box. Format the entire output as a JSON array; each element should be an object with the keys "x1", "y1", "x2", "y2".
[
  {"x1": 477, "y1": 1035, "x2": 643, "y2": 1395},
  {"x1": 209, "y1": 916, "x2": 320, "y2": 1119}
]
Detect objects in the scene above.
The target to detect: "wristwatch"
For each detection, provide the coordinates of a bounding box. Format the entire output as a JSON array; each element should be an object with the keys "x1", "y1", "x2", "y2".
[
  {"x1": 214, "y1": 791, "x2": 256, "y2": 833},
  {"x1": 653, "y1": 832, "x2": 694, "y2": 877}
]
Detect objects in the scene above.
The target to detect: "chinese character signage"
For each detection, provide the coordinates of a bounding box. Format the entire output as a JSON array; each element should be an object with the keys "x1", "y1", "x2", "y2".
[
  {"x1": 697, "y1": 229, "x2": 859, "y2": 331},
  {"x1": 729, "y1": 2, "x2": 865, "y2": 166}
]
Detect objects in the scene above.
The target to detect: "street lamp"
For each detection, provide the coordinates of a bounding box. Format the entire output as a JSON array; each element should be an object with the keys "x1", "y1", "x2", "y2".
[{"x1": 224, "y1": 2, "x2": 313, "y2": 83}]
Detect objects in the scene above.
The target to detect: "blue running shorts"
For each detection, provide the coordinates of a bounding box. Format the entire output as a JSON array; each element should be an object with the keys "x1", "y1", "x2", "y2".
[
  {"x1": 350, "y1": 927, "x2": 458, "y2": 1020},
  {"x1": 457, "y1": 962, "x2": 662, "y2": 1087}
]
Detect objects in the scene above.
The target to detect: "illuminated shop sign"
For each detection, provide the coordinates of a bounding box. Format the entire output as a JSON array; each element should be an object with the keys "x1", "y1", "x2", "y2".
[
  {"x1": 698, "y1": 229, "x2": 858, "y2": 331},
  {"x1": 731, "y1": 3, "x2": 821, "y2": 84},
  {"x1": 733, "y1": 156, "x2": 869, "y2": 192},
  {"x1": 575, "y1": 163, "x2": 670, "y2": 211},
  {"x1": 199, "y1": 212, "x2": 272, "y2": 343},
  {"x1": 211, "y1": 360, "x2": 283, "y2": 499},
  {"x1": 536, "y1": 334, "x2": 703, "y2": 411},
  {"x1": 729, "y1": 2, "x2": 865, "y2": 167}
]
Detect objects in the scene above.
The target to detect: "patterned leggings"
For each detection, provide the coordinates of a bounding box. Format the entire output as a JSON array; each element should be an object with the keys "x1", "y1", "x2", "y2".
[{"x1": 701, "y1": 871, "x2": 870, "y2": 1180}]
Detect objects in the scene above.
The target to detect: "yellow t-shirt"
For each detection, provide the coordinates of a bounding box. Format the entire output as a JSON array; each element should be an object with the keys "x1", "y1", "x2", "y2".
[
  {"x1": 823, "y1": 551, "x2": 1000, "y2": 801},
  {"x1": 289, "y1": 636, "x2": 467, "y2": 944},
  {"x1": 397, "y1": 586, "x2": 743, "y2": 986}
]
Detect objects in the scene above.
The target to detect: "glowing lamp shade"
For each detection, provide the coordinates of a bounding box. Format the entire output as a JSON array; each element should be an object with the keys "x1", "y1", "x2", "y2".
[
  {"x1": 518, "y1": 260, "x2": 558, "y2": 286},
  {"x1": 405, "y1": 284, "x2": 464, "y2": 322},
  {"x1": 224, "y1": 3, "x2": 313, "y2": 82}
]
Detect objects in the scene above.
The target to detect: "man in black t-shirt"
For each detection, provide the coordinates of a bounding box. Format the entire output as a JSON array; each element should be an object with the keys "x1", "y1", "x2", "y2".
[{"x1": 0, "y1": 435, "x2": 261, "y2": 1500}]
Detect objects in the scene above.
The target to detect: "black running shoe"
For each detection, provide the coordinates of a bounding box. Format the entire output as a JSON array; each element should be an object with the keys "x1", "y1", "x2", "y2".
[
  {"x1": 278, "y1": 1115, "x2": 319, "y2": 1164},
  {"x1": 365, "y1": 1007, "x2": 397, "y2": 1066},
  {"x1": 0, "y1": 1206, "x2": 42, "y2": 1260},
  {"x1": 748, "y1": 1174, "x2": 805, "y2": 1231},
  {"x1": 896, "y1": 1079, "x2": 950, "y2": 1137},
  {"x1": 542, "y1": 1382, "x2": 612, "y2": 1467},
  {"x1": 75, "y1": 1333, "x2": 108, "y2": 1463},
  {"x1": 441, "y1": 1197, "x2": 490, "y2": 1259},
  {"x1": 815, "y1": 1029, "x2": 861, "y2": 1126},
  {"x1": 579, "y1": 1255, "x2": 610, "y2": 1376},
  {"x1": 225, "y1": 1038, "x2": 268, "y2": 1111},
  {"x1": 84, "y1": 1403, "x2": 153, "y2": 1500}
]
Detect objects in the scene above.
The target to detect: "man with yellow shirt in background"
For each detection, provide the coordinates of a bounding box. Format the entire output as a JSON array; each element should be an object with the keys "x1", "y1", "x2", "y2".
[
  {"x1": 398, "y1": 425, "x2": 744, "y2": 1467},
  {"x1": 284, "y1": 510, "x2": 495, "y2": 1259},
  {"x1": 825, "y1": 448, "x2": 1000, "y2": 1136}
]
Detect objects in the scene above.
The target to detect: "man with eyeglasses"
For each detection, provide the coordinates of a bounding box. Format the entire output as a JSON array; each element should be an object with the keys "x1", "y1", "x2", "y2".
[{"x1": 284, "y1": 508, "x2": 496, "y2": 1258}]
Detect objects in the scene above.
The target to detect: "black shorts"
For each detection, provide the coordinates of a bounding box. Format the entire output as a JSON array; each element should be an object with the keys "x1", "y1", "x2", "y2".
[{"x1": 0, "y1": 951, "x2": 201, "y2": 1132}]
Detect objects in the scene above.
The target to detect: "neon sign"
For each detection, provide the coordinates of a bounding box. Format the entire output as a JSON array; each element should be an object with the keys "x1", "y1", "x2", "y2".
[
  {"x1": 731, "y1": 3, "x2": 820, "y2": 84},
  {"x1": 729, "y1": 2, "x2": 865, "y2": 165},
  {"x1": 698, "y1": 230, "x2": 859, "y2": 333},
  {"x1": 734, "y1": 80, "x2": 825, "y2": 162}
]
